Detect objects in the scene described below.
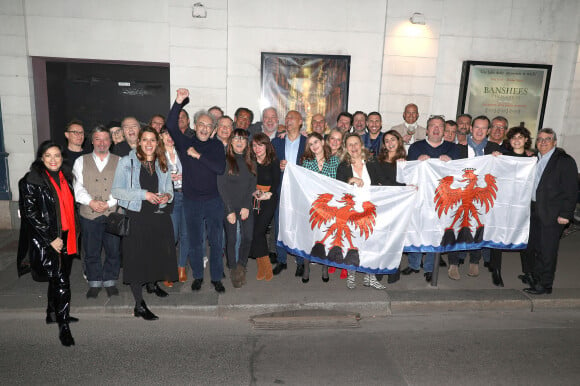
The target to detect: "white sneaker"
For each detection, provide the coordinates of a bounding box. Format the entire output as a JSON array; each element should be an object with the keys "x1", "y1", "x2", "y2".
[
  {"x1": 363, "y1": 274, "x2": 386, "y2": 290},
  {"x1": 203, "y1": 256, "x2": 208, "y2": 269},
  {"x1": 346, "y1": 271, "x2": 356, "y2": 289}
]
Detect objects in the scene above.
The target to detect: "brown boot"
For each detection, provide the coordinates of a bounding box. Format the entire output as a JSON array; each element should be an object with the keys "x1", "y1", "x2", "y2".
[
  {"x1": 262, "y1": 256, "x2": 273, "y2": 281},
  {"x1": 230, "y1": 268, "x2": 241, "y2": 288},
  {"x1": 178, "y1": 267, "x2": 187, "y2": 283},
  {"x1": 239, "y1": 265, "x2": 247, "y2": 286},
  {"x1": 256, "y1": 256, "x2": 266, "y2": 280}
]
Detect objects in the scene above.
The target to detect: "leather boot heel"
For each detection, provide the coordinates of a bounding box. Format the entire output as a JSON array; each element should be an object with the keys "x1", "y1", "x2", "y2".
[{"x1": 59, "y1": 324, "x2": 75, "y2": 347}]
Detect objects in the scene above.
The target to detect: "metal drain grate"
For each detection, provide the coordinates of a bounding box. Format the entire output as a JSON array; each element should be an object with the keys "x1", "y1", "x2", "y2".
[{"x1": 250, "y1": 309, "x2": 361, "y2": 330}]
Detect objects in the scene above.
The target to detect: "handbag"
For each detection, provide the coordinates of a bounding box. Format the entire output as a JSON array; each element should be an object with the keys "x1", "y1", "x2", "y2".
[
  {"x1": 105, "y1": 159, "x2": 132, "y2": 236},
  {"x1": 105, "y1": 206, "x2": 130, "y2": 236}
]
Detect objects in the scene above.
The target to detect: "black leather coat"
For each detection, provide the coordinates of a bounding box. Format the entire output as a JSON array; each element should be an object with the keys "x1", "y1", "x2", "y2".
[{"x1": 17, "y1": 167, "x2": 78, "y2": 281}]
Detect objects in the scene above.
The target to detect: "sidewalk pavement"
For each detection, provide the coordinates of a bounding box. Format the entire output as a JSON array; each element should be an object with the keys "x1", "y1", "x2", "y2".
[{"x1": 1, "y1": 228, "x2": 579, "y2": 319}]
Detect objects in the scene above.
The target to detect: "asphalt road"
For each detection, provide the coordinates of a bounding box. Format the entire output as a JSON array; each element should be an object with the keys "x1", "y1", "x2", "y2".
[{"x1": 1, "y1": 309, "x2": 579, "y2": 385}]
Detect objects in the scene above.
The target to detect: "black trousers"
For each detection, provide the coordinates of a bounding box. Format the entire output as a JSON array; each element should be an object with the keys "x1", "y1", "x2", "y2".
[
  {"x1": 47, "y1": 235, "x2": 73, "y2": 325},
  {"x1": 524, "y1": 203, "x2": 565, "y2": 288}
]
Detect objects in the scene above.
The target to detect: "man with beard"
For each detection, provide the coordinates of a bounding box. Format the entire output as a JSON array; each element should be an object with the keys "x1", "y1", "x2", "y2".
[{"x1": 73, "y1": 126, "x2": 121, "y2": 298}]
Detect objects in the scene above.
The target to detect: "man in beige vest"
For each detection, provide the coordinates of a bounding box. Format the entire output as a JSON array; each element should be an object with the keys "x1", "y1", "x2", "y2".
[{"x1": 73, "y1": 126, "x2": 121, "y2": 298}]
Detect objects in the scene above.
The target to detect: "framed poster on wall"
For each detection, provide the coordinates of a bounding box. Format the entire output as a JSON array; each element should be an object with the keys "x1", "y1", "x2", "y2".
[
  {"x1": 261, "y1": 53, "x2": 350, "y2": 132},
  {"x1": 457, "y1": 61, "x2": 551, "y2": 135}
]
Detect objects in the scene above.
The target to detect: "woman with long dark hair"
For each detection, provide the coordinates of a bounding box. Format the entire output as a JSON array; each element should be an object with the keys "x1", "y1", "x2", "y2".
[
  {"x1": 249, "y1": 133, "x2": 279, "y2": 282},
  {"x1": 112, "y1": 127, "x2": 177, "y2": 320},
  {"x1": 18, "y1": 140, "x2": 79, "y2": 346},
  {"x1": 300, "y1": 132, "x2": 340, "y2": 283},
  {"x1": 217, "y1": 128, "x2": 257, "y2": 288}
]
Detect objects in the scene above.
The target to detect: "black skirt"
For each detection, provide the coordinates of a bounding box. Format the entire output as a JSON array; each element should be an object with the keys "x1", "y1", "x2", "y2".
[{"x1": 122, "y1": 167, "x2": 178, "y2": 284}]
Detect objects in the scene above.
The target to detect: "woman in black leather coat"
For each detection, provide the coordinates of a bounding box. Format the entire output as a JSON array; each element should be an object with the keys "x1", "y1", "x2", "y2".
[{"x1": 17, "y1": 140, "x2": 79, "y2": 347}]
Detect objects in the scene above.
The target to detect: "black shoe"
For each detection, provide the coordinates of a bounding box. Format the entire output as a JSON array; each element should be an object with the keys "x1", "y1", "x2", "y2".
[
  {"x1": 58, "y1": 324, "x2": 75, "y2": 347},
  {"x1": 523, "y1": 284, "x2": 552, "y2": 295},
  {"x1": 269, "y1": 252, "x2": 278, "y2": 264},
  {"x1": 439, "y1": 258, "x2": 447, "y2": 267},
  {"x1": 387, "y1": 271, "x2": 400, "y2": 284},
  {"x1": 134, "y1": 301, "x2": 159, "y2": 320},
  {"x1": 424, "y1": 272, "x2": 433, "y2": 282},
  {"x1": 295, "y1": 264, "x2": 305, "y2": 277},
  {"x1": 105, "y1": 286, "x2": 119, "y2": 297},
  {"x1": 272, "y1": 263, "x2": 287, "y2": 275},
  {"x1": 146, "y1": 283, "x2": 168, "y2": 298},
  {"x1": 518, "y1": 273, "x2": 535, "y2": 286},
  {"x1": 46, "y1": 313, "x2": 79, "y2": 324},
  {"x1": 492, "y1": 269, "x2": 504, "y2": 287},
  {"x1": 458, "y1": 260, "x2": 465, "y2": 266},
  {"x1": 211, "y1": 280, "x2": 225, "y2": 293},
  {"x1": 86, "y1": 287, "x2": 101, "y2": 298},
  {"x1": 401, "y1": 267, "x2": 420, "y2": 275},
  {"x1": 375, "y1": 274, "x2": 384, "y2": 282},
  {"x1": 191, "y1": 278, "x2": 203, "y2": 291},
  {"x1": 302, "y1": 277, "x2": 309, "y2": 283}
]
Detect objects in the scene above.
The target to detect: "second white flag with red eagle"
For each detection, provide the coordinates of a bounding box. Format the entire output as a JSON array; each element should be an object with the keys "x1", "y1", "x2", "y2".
[
  {"x1": 278, "y1": 163, "x2": 418, "y2": 273},
  {"x1": 396, "y1": 155, "x2": 537, "y2": 253}
]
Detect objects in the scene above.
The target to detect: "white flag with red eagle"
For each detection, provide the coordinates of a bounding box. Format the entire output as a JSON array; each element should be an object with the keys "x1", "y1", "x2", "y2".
[
  {"x1": 396, "y1": 155, "x2": 537, "y2": 253},
  {"x1": 278, "y1": 163, "x2": 418, "y2": 274}
]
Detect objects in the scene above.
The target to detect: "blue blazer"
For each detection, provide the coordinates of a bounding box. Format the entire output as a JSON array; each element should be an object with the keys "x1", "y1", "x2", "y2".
[{"x1": 271, "y1": 135, "x2": 307, "y2": 165}]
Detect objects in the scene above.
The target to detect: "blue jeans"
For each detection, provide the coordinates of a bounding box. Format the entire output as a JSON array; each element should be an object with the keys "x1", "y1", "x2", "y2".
[
  {"x1": 184, "y1": 196, "x2": 224, "y2": 282},
  {"x1": 407, "y1": 252, "x2": 435, "y2": 273},
  {"x1": 80, "y1": 216, "x2": 121, "y2": 287},
  {"x1": 274, "y1": 206, "x2": 303, "y2": 265},
  {"x1": 170, "y1": 191, "x2": 190, "y2": 268}
]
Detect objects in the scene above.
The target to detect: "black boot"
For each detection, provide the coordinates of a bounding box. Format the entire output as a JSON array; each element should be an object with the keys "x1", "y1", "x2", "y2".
[
  {"x1": 134, "y1": 300, "x2": 159, "y2": 321},
  {"x1": 146, "y1": 282, "x2": 168, "y2": 298},
  {"x1": 59, "y1": 323, "x2": 75, "y2": 346},
  {"x1": 492, "y1": 269, "x2": 504, "y2": 287}
]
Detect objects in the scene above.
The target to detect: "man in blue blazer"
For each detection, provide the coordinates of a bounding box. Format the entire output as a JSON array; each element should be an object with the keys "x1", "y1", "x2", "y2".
[{"x1": 271, "y1": 110, "x2": 307, "y2": 277}]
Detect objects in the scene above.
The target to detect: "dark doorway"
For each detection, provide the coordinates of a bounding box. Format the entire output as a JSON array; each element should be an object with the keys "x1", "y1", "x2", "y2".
[{"x1": 33, "y1": 58, "x2": 170, "y2": 149}]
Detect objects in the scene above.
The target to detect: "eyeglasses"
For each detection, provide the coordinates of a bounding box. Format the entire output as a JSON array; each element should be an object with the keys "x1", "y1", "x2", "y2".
[
  {"x1": 536, "y1": 137, "x2": 554, "y2": 143},
  {"x1": 492, "y1": 125, "x2": 507, "y2": 130},
  {"x1": 68, "y1": 131, "x2": 84, "y2": 136},
  {"x1": 232, "y1": 136, "x2": 247, "y2": 142},
  {"x1": 197, "y1": 122, "x2": 213, "y2": 129}
]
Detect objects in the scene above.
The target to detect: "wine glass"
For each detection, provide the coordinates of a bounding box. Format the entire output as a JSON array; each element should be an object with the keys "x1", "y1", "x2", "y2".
[{"x1": 153, "y1": 193, "x2": 164, "y2": 214}]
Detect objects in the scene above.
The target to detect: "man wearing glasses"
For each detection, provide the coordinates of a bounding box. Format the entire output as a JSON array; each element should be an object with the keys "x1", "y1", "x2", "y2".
[
  {"x1": 488, "y1": 116, "x2": 509, "y2": 149},
  {"x1": 166, "y1": 88, "x2": 227, "y2": 294},
  {"x1": 521, "y1": 128, "x2": 577, "y2": 295},
  {"x1": 63, "y1": 120, "x2": 88, "y2": 166}
]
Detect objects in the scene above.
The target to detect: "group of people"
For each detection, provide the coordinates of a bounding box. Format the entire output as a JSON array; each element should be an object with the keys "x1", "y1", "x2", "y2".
[{"x1": 16, "y1": 91, "x2": 577, "y2": 347}]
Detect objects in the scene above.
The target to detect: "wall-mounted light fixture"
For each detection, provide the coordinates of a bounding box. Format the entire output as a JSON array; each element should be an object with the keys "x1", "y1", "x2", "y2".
[
  {"x1": 192, "y1": 2, "x2": 207, "y2": 18},
  {"x1": 410, "y1": 12, "x2": 426, "y2": 25}
]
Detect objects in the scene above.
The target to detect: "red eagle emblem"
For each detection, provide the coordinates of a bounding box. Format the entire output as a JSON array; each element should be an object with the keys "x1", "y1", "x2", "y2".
[
  {"x1": 308, "y1": 193, "x2": 376, "y2": 266},
  {"x1": 434, "y1": 168, "x2": 498, "y2": 244}
]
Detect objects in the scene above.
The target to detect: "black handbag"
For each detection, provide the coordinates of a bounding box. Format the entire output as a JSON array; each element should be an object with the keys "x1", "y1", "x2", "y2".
[
  {"x1": 105, "y1": 159, "x2": 132, "y2": 236},
  {"x1": 105, "y1": 207, "x2": 130, "y2": 236}
]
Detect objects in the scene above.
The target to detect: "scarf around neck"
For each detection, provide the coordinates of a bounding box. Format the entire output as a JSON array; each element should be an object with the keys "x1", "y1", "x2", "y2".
[
  {"x1": 467, "y1": 135, "x2": 487, "y2": 157},
  {"x1": 46, "y1": 170, "x2": 77, "y2": 255}
]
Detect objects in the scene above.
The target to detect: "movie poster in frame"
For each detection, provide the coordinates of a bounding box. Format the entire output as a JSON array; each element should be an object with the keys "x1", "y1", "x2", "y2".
[
  {"x1": 458, "y1": 61, "x2": 551, "y2": 134},
  {"x1": 261, "y1": 53, "x2": 350, "y2": 132}
]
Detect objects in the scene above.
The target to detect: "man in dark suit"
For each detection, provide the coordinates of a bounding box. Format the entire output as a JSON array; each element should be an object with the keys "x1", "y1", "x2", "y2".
[
  {"x1": 521, "y1": 128, "x2": 577, "y2": 295},
  {"x1": 271, "y1": 110, "x2": 307, "y2": 277}
]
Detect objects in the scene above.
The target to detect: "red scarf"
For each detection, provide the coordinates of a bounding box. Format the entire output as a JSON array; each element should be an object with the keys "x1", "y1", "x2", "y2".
[{"x1": 46, "y1": 170, "x2": 77, "y2": 255}]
